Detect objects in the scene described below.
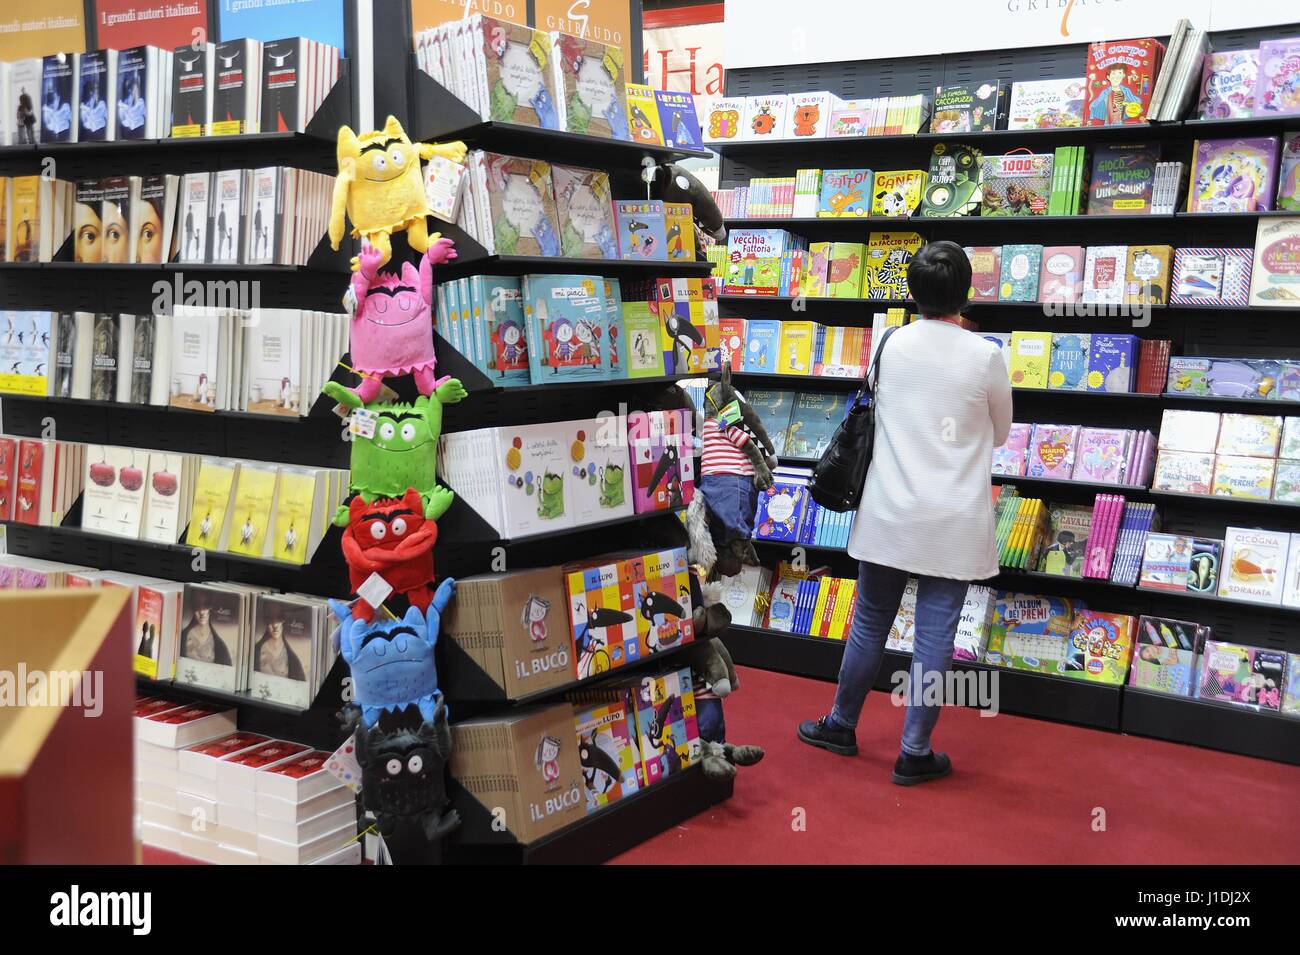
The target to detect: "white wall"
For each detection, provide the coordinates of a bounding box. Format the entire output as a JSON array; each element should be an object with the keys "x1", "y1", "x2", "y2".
[{"x1": 723, "y1": 0, "x2": 1298, "y2": 70}]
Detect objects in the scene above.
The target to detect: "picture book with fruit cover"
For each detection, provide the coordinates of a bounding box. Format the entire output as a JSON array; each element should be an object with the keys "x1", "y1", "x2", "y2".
[
  {"x1": 1087, "y1": 143, "x2": 1159, "y2": 214},
  {"x1": 1189, "y1": 137, "x2": 1280, "y2": 213},
  {"x1": 980, "y1": 151, "x2": 1053, "y2": 216},
  {"x1": 1084, "y1": 37, "x2": 1164, "y2": 126},
  {"x1": 918, "y1": 143, "x2": 983, "y2": 217}
]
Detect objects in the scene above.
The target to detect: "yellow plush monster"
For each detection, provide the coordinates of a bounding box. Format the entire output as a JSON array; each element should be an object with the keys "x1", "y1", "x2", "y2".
[{"x1": 329, "y1": 115, "x2": 467, "y2": 270}]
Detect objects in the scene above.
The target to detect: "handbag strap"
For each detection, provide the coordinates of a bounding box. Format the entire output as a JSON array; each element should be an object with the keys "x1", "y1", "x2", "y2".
[{"x1": 854, "y1": 324, "x2": 901, "y2": 406}]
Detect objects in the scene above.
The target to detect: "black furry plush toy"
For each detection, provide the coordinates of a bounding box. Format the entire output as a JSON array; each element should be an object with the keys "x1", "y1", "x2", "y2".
[{"x1": 645, "y1": 161, "x2": 726, "y2": 260}]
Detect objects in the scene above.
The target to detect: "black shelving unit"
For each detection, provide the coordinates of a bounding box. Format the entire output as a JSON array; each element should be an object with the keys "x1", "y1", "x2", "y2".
[{"x1": 1120, "y1": 688, "x2": 1300, "y2": 766}]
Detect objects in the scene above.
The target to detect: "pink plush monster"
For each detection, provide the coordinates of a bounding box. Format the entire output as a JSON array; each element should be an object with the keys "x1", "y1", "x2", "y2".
[{"x1": 346, "y1": 237, "x2": 458, "y2": 401}]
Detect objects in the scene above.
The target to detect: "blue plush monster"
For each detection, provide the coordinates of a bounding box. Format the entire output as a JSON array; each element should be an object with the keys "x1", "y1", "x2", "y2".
[{"x1": 331, "y1": 577, "x2": 455, "y2": 727}]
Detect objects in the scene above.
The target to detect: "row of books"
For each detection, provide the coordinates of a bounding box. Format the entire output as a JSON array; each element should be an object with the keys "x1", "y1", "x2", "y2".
[
  {"x1": 451, "y1": 666, "x2": 701, "y2": 845},
  {"x1": 134, "y1": 703, "x2": 358, "y2": 865},
  {"x1": 1154, "y1": 410, "x2": 1300, "y2": 503},
  {"x1": 744, "y1": 390, "x2": 851, "y2": 458},
  {"x1": 721, "y1": 229, "x2": 918, "y2": 299},
  {"x1": 966, "y1": 244, "x2": 1175, "y2": 305},
  {"x1": 990, "y1": 331, "x2": 1144, "y2": 392},
  {"x1": 1140, "y1": 525, "x2": 1300, "y2": 607},
  {"x1": 718, "y1": 318, "x2": 874, "y2": 379},
  {"x1": 0, "y1": 438, "x2": 83, "y2": 527},
  {"x1": 0, "y1": 39, "x2": 339, "y2": 144},
  {"x1": 0, "y1": 176, "x2": 74, "y2": 263},
  {"x1": 1137, "y1": 633, "x2": 1297, "y2": 714},
  {"x1": 985, "y1": 330, "x2": 1170, "y2": 395},
  {"x1": 748, "y1": 466, "x2": 857, "y2": 547},
  {"x1": 705, "y1": 91, "x2": 930, "y2": 144},
  {"x1": 2, "y1": 310, "x2": 348, "y2": 418},
  {"x1": 440, "y1": 410, "x2": 696, "y2": 539},
  {"x1": 995, "y1": 488, "x2": 1157, "y2": 584},
  {"x1": 414, "y1": 15, "x2": 701, "y2": 149},
  {"x1": 995, "y1": 423, "x2": 1157, "y2": 485},
  {"x1": 1192, "y1": 34, "x2": 1300, "y2": 121},
  {"x1": 450, "y1": 151, "x2": 696, "y2": 261},
  {"x1": 1167, "y1": 357, "x2": 1300, "y2": 401},
  {"x1": 436, "y1": 273, "x2": 718, "y2": 386}
]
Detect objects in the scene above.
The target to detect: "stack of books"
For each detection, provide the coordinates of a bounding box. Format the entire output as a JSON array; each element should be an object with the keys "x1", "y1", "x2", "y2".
[
  {"x1": 993, "y1": 422, "x2": 1157, "y2": 486},
  {"x1": 719, "y1": 318, "x2": 873, "y2": 379},
  {"x1": 0, "y1": 437, "x2": 84, "y2": 528},
  {"x1": 1153, "y1": 409, "x2": 1300, "y2": 503},
  {"x1": 983, "y1": 330, "x2": 1166, "y2": 393},
  {"x1": 0, "y1": 174, "x2": 75, "y2": 262},
  {"x1": 703, "y1": 90, "x2": 929, "y2": 144}
]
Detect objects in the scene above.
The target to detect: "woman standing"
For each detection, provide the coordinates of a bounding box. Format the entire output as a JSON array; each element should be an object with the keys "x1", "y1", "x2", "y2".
[{"x1": 798, "y1": 240, "x2": 1012, "y2": 785}]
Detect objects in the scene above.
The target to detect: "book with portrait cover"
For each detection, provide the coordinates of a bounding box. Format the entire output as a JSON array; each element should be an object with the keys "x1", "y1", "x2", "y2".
[{"x1": 1084, "y1": 37, "x2": 1164, "y2": 126}]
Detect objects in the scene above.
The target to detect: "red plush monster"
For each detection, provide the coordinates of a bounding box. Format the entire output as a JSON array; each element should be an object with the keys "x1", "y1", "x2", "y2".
[{"x1": 340, "y1": 487, "x2": 438, "y2": 622}]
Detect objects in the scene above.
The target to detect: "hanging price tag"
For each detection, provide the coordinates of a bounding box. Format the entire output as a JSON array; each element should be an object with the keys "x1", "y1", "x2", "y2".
[
  {"x1": 349, "y1": 408, "x2": 378, "y2": 439},
  {"x1": 357, "y1": 572, "x2": 394, "y2": 610}
]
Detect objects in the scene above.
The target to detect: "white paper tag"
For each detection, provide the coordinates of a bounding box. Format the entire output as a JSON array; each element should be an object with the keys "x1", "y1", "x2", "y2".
[
  {"x1": 357, "y1": 572, "x2": 394, "y2": 609},
  {"x1": 349, "y1": 408, "x2": 379, "y2": 438},
  {"x1": 326, "y1": 733, "x2": 363, "y2": 793}
]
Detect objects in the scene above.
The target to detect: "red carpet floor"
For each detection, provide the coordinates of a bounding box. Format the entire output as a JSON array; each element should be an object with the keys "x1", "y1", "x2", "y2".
[{"x1": 609, "y1": 666, "x2": 1300, "y2": 865}]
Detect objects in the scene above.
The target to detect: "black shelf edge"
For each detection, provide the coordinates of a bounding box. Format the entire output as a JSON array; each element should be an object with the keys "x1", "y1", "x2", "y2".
[
  {"x1": 4, "y1": 393, "x2": 340, "y2": 425},
  {"x1": 718, "y1": 294, "x2": 909, "y2": 307},
  {"x1": 435, "y1": 495, "x2": 688, "y2": 546},
  {"x1": 1134, "y1": 584, "x2": 1300, "y2": 615},
  {"x1": 446, "y1": 763, "x2": 732, "y2": 864},
  {"x1": 992, "y1": 473, "x2": 1149, "y2": 495},
  {"x1": 1121, "y1": 687, "x2": 1300, "y2": 766},
  {"x1": 721, "y1": 624, "x2": 1121, "y2": 729},
  {"x1": 721, "y1": 213, "x2": 1181, "y2": 228},
  {"x1": 750, "y1": 537, "x2": 847, "y2": 554},
  {"x1": 731, "y1": 371, "x2": 862, "y2": 389},
  {"x1": 409, "y1": 58, "x2": 711, "y2": 164}
]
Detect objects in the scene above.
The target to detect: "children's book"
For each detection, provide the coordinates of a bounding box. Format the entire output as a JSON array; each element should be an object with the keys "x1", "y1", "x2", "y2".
[
  {"x1": 1216, "y1": 413, "x2": 1282, "y2": 458},
  {"x1": 827, "y1": 241, "x2": 867, "y2": 298},
  {"x1": 1280, "y1": 132, "x2": 1300, "y2": 212},
  {"x1": 784, "y1": 393, "x2": 848, "y2": 459},
  {"x1": 817, "y1": 169, "x2": 872, "y2": 217},
  {"x1": 1008, "y1": 331, "x2": 1052, "y2": 389},
  {"x1": 620, "y1": 301, "x2": 666, "y2": 379},
  {"x1": 1087, "y1": 144, "x2": 1159, "y2": 214},
  {"x1": 931, "y1": 80, "x2": 1008, "y2": 132},
  {"x1": 1199, "y1": 642, "x2": 1284, "y2": 709},
  {"x1": 985, "y1": 593, "x2": 1075, "y2": 674},
  {"x1": 803, "y1": 242, "x2": 832, "y2": 297},
  {"x1": 1254, "y1": 37, "x2": 1300, "y2": 116},
  {"x1": 1152, "y1": 450, "x2": 1215, "y2": 495},
  {"x1": 522, "y1": 274, "x2": 606, "y2": 381},
  {"x1": 1139, "y1": 533, "x2": 1193, "y2": 591},
  {"x1": 740, "y1": 94, "x2": 787, "y2": 141},
  {"x1": 746, "y1": 390, "x2": 796, "y2": 455},
  {"x1": 863, "y1": 232, "x2": 921, "y2": 299},
  {"x1": 613, "y1": 199, "x2": 668, "y2": 262},
  {"x1": 1007, "y1": 78, "x2": 1085, "y2": 130},
  {"x1": 476, "y1": 17, "x2": 558, "y2": 128},
  {"x1": 870, "y1": 170, "x2": 926, "y2": 217},
  {"x1": 1130, "y1": 616, "x2": 1204, "y2": 696},
  {"x1": 754, "y1": 473, "x2": 810, "y2": 543},
  {"x1": 1169, "y1": 247, "x2": 1255, "y2": 307},
  {"x1": 918, "y1": 143, "x2": 984, "y2": 217},
  {"x1": 703, "y1": 96, "x2": 744, "y2": 142},
  {"x1": 1087, "y1": 334, "x2": 1137, "y2": 392},
  {"x1": 1038, "y1": 246, "x2": 1084, "y2": 303},
  {"x1": 552, "y1": 165, "x2": 616, "y2": 258},
  {"x1": 992, "y1": 423, "x2": 1032, "y2": 475},
  {"x1": 1248, "y1": 217, "x2": 1300, "y2": 306},
  {"x1": 723, "y1": 229, "x2": 792, "y2": 296},
  {"x1": 1158, "y1": 409, "x2": 1221, "y2": 453},
  {"x1": 1124, "y1": 245, "x2": 1173, "y2": 305},
  {"x1": 481, "y1": 274, "x2": 530, "y2": 386},
  {"x1": 775, "y1": 322, "x2": 815, "y2": 376},
  {"x1": 980, "y1": 151, "x2": 1052, "y2": 215},
  {"x1": 1026, "y1": 423, "x2": 1078, "y2": 478},
  {"x1": 662, "y1": 204, "x2": 695, "y2": 262},
  {"x1": 741, "y1": 319, "x2": 781, "y2": 373},
  {"x1": 1084, "y1": 37, "x2": 1163, "y2": 125},
  {"x1": 574, "y1": 700, "x2": 641, "y2": 810},
  {"x1": 782, "y1": 91, "x2": 832, "y2": 138},
  {"x1": 476, "y1": 152, "x2": 561, "y2": 257},
  {"x1": 1037, "y1": 506, "x2": 1092, "y2": 577},
  {"x1": 1082, "y1": 245, "x2": 1128, "y2": 304},
  {"x1": 1189, "y1": 137, "x2": 1280, "y2": 212},
  {"x1": 1061, "y1": 609, "x2": 1134, "y2": 683},
  {"x1": 550, "y1": 32, "x2": 629, "y2": 139},
  {"x1": 1198, "y1": 49, "x2": 1259, "y2": 119},
  {"x1": 1073, "y1": 427, "x2": 1128, "y2": 482},
  {"x1": 965, "y1": 246, "x2": 1002, "y2": 302},
  {"x1": 1219, "y1": 526, "x2": 1288, "y2": 604},
  {"x1": 1212, "y1": 456, "x2": 1275, "y2": 500},
  {"x1": 654, "y1": 89, "x2": 700, "y2": 149},
  {"x1": 998, "y1": 244, "x2": 1042, "y2": 302}
]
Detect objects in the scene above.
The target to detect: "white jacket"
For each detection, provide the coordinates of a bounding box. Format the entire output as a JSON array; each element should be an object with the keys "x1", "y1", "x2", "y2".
[{"x1": 847, "y1": 319, "x2": 1013, "y2": 581}]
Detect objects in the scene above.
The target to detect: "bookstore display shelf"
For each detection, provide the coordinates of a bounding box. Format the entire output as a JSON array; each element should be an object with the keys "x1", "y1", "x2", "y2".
[
  {"x1": 1146, "y1": 488, "x2": 1300, "y2": 512},
  {"x1": 731, "y1": 371, "x2": 862, "y2": 390},
  {"x1": 445, "y1": 763, "x2": 732, "y2": 864},
  {"x1": 706, "y1": 131, "x2": 920, "y2": 157},
  {"x1": 19, "y1": 393, "x2": 345, "y2": 427},
  {"x1": 407, "y1": 61, "x2": 710, "y2": 165},
  {"x1": 751, "y1": 537, "x2": 847, "y2": 555},
  {"x1": 1120, "y1": 687, "x2": 1300, "y2": 766},
  {"x1": 437, "y1": 497, "x2": 688, "y2": 546},
  {"x1": 998, "y1": 473, "x2": 1300, "y2": 518},
  {"x1": 721, "y1": 213, "x2": 1180, "y2": 230},
  {"x1": 717, "y1": 294, "x2": 909, "y2": 307},
  {"x1": 438, "y1": 251, "x2": 715, "y2": 279},
  {"x1": 1133, "y1": 584, "x2": 1300, "y2": 615},
  {"x1": 721, "y1": 624, "x2": 1122, "y2": 729},
  {"x1": 993, "y1": 473, "x2": 1150, "y2": 496},
  {"x1": 441, "y1": 634, "x2": 698, "y2": 707}
]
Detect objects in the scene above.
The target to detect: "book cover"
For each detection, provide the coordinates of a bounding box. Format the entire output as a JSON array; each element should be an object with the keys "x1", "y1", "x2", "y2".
[
  {"x1": 1026, "y1": 423, "x2": 1078, "y2": 478},
  {"x1": 931, "y1": 80, "x2": 1007, "y2": 132},
  {"x1": 992, "y1": 423, "x2": 1031, "y2": 475},
  {"x1": 1254, "y1": 37, "x2": 1300, "y2": 116},
  {"x1": 1082, "y1": 245, "x2": 1128, "y2": 304},
  {"x1": 1199, "y1": 642, "x2": 1284, "y2": 708},
  {"x1": 1152, "y1": 450, "x2": 1215, "y2": 494},
  {"x1": 78, "y1": 50, "x2": 113, "y2": 142},
  {"x1": 784, "y1": 393, "x2": 848, "y2": 459},
  {"x1": 186, "y1": 458, "x2": 239, "y2": 550},
  {"x1": 1219, "y1": 526, "x2": 1288, "y2": 604},
  {"x1": 226, "y1": 463, "x2": 279, "y2": 557},
  {"x1": 782, "y1": 91, "x2": 832, "y2": 138},
  {"x1": 1073, "y1": 426, "x2": 1129, "y2": 482},
  {"x1": 1212, "y1": 455, "x2": 1275, "y2": 500},
  {"x1": 552, "y1": 165, "x2": 616, "y2": 259},
  {"x1": 918, "y1": 143, "x2": 984, "y2": 218},
  {"x1": 827, "y1": 241, "x2": 867, "y2": 298},
  {"x1": 574, "y1": 700, "x2": 641, "y2": 810},
  {"x1": 723, "y1": 229, "x2": 790, "y2": 295},
  {"x1": 1008, "y1": 331, "x2": 1052, "y2": 389},
  {"x1": 998, "y1": 244, "x2": 1042, "y2": 302},
  {"x1": 40, "y1": 53, "x2": 77, "y2": 143},
  {"x1": 258, "y1": 38, "x2": 300, "y2": 134},
  {"x1": 627, "y1": 83, "x2": 666, "y2": 144},
  {"x1": 212, "y1": 40, "x2": 259, "y2": 135},
  {"x1": 269, "y1": 467, "x2": 318, "y2": 563},
  {"x1": 1216, "y1": 413, "x2": 1281, "y2": 458},
  {"x1": 740, "y1": 94, "x2": 787, "y2": 141},
  {"x1": 986, "y1": 593, "x2": 1075, "y2": 674},
  {"x1": 1158, "y1": 409, "x2": 1221, "y2": 453},
  {"x1": 754, "y1": 478, "x2": 810, "y2": 543},
  {"x1": 1037, "y1": 505, "x2": 1092, "y2": 577},
  {"x1": 1280, "y1": 132, "x2": 1300, "y2": 211},
  {"x1": 980, "y1": 152, "x2": 1052, "y2": 215},
  {"x1": 662, "y1": 203, "x2": 695, "y2": 262},
  {"x1": 479, "y1": 17, "x2": 559, "y2": 129},
  {"x1": 1169, "y1": 247, "x2": 1254, "y2": 306},
  {"x1": 817, "y1": 168, "x2": 872, "y2": 218},
  {"x1": 775, "y1": 321, "x2": 815, "y2": 376},
  {"x1": 1198, "y1": 49, "x2": 1259, "y2": 119},
  {"x1": 1038, "y1": 246, "x2": 1083, "y2": 303},
  {"x1": 746, "y1": 390, "x2": 796, "y2": 455},
  {"x1": 523, "y1": 274, "x2": 606, "y2": 381},
  {"x1": 654, "y1": 89, "x2": 700, "y2": 149},
  {"x1": 863, "y1": 232, "x2": 921, "y2": 299},
  {"x1": 1124, "y1": 244, "x2": 1173, "y2": 304},
  {"x1": 1248, "y1": 217, "x2": 1300, "y2": 306},
  {"x1": 966, "y1": 246, "x2": 1002, "y2": 301},
  {"x1": 613, "y1": 198, "x2": 667, "y2": 261},
  {"x1": 551, "y1": 32, "x2": 629, "y2": 139},
  {"x1": 870, "y1": 169, "x2": 926, "y2": 217},
  {"x1": 1061, "y1": 609, "x2": 1134, "y2": 683},
  {"x1": 1087, "y1": 334, "x2": 1137, "y2": 392},
  {"x1": 1139, "y1": 533, "x2": 1193, "y2": 591},
  {"x1": 1130, "y1": 615, "x2": 1203, "y2": 696},
  {"x1": 1189, "y1": 137, "x2": 1280, "y2": 213},
  {"x1": 1087, "y1": 144, "x2": 1159, "y2": 214},
  {"x1": 703, "y1": 96, "x2": 744, "y2": 142},
  {"x1": 1007, "y1": 77, "x2": 1085, "y2": 130},
  {"x1": 1084, "y1": 37, "x2": 1162, "y2": 125},
  {"x1": 475, "y1": 153, "x2": 561, "y2": 256}
]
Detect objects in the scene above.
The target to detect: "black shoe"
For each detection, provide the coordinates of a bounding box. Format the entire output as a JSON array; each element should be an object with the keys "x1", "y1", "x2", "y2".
[
  {"x1": 891, "y1": 751, "x2": 951, "y2": 786},
  {"x1": 797, "y1": 716, "x2": 857, "y2": 756}
]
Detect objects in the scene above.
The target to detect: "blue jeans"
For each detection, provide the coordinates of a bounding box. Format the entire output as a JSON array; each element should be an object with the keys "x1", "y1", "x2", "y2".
[
  {"x1": 698, "y1": 472, "x2": 759, "y2": 543},
  {"x1": 830, "y1": 562, "x2": 968, "y2": 756},
  {"x1": 696, "y1": 697, "x2": 726, "y2": 744}
]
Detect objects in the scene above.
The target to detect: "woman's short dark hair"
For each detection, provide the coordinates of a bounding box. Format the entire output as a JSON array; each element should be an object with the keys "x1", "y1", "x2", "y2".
[{"x1": 907, "y1": 240, "x2": 971, "y2": 318}]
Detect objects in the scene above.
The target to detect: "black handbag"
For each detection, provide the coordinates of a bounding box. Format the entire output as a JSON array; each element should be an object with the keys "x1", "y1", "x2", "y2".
[{"x1": 808, "y1": 325, "x2": 899, "y2": 512}]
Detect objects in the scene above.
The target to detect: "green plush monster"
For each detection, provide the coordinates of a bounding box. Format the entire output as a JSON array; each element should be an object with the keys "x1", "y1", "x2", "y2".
[
  {"x1": 538, "y1": 471, "x2": 565, "y2": 520},
  {"x1": 326, "y1": 379, "x2": 468, "y2": 525},
  {"x1": 599, "y1": 463, "x2": 625, "y2": 508}
]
